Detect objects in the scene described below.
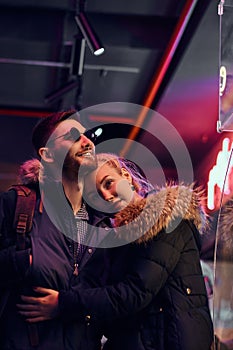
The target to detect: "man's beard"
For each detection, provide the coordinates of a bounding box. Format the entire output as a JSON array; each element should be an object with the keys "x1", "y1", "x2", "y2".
[{"x1": 63, "y1": 152, "x2": 97, "y2": 181}]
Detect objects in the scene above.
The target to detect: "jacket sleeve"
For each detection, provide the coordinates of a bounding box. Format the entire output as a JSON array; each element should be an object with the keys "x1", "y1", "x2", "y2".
[
  {"x1": 0, "y1": 190, "x2": 31, "y2": 287},
  {"x1": 59, "y1": 222, "x2": 186, "y2": 322}
]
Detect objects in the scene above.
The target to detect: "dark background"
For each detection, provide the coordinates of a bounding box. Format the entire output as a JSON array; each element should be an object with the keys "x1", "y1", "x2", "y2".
[{"x1": 0, "y1": 0, "x2": 226, "y2": 193}]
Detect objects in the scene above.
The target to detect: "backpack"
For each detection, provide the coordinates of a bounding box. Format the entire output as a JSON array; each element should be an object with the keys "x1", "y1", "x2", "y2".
[
  {"x1": 4, "y1": 184, "x2": 39, "y2": 346},
  {"x1": 9, "y1": 184, "x2": 37, "y2": 249}
]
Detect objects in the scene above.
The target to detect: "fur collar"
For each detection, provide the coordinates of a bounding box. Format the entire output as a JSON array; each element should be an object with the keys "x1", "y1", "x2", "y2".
[
  {"x1": 18, "y1": 158, "x2": 42, "y2": 185},
  {"x1": 114, "y1": 185, "x2": 206, "y2": 244}
]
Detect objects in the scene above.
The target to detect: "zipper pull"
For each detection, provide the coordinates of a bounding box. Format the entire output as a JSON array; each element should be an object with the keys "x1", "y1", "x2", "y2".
[{"x1": 73, "y1": 263, "x2": 79, "y2": 276}]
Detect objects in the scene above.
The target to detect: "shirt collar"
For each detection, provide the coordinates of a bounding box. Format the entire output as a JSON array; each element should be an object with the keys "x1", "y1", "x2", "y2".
[{"x1": 75, "y1": 202, "x2": 89, "y2": 220}]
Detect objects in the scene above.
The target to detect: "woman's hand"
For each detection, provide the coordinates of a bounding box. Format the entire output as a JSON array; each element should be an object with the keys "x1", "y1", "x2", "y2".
[{"x1": 17, "y1": 287, "x2": 59, "y2": 323}]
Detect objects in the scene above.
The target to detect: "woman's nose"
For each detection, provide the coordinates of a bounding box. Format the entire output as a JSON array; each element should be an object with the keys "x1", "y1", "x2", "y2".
[{"x1": 102, "y1": 190, "x2": 114, "y2": 202}]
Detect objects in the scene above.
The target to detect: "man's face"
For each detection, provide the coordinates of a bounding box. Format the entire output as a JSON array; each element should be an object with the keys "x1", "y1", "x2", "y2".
[{"x1": 47, "y1": 119, "x2": 97, "y2": 177}]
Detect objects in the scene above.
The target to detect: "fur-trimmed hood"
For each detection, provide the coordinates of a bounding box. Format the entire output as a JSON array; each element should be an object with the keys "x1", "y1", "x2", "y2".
[
  {"x1": 18, "y1": 158, "x2": 42, "y2": 185},
  {"x1": 114, "y1": 185, "x2": 206, "y2": 244}
]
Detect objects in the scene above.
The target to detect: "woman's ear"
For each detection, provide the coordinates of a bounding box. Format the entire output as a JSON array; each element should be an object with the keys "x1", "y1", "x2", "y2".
[
  {"x1": 38, "y1": 147, "x2": 54, "y2": 163},
  {"x1": 121, "y1": 167, "x2": 132, "y2": 183}
]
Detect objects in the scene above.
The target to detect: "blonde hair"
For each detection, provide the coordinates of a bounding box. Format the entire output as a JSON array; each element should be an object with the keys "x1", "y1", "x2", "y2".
[{"x1": 96, "y1": 153, "x2": 154, "y2": 197}]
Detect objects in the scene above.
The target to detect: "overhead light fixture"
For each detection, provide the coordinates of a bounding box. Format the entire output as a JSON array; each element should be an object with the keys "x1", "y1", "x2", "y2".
[
  {"x1": 70, "y1": 36, "x2": 86, "y2": 76},
  {"x1": 75, "y1": 13, "x2": 105, "y2": 56}
]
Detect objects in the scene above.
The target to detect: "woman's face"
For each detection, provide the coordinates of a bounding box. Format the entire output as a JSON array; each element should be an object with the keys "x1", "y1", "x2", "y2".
[{"x1": 84, "y1": 162, "x2": 137, "y2": 214}]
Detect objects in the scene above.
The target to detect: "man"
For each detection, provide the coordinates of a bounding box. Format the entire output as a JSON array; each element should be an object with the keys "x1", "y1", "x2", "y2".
[{"x1": 0, "y1": 110, "x2": 112, "y2": 350}]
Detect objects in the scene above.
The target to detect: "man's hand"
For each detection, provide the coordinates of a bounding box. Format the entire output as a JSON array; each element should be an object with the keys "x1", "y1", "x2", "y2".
[{"x1": 17, "y1": 287, "x2": 59, "y2": 323}]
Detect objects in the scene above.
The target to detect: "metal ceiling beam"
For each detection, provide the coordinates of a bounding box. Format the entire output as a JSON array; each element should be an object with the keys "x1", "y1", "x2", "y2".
[
  {"x1": 0, "y1": 0, "x2": 74, "y2": 10},
  {"x1": 0, "y1": 57, "x2": 140, "y2": 73}
]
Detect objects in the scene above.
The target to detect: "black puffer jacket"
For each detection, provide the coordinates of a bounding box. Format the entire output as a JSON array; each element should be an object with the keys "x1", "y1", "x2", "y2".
[{"x1": 59, "y1": 185, "x2": 214, "y2": 350}]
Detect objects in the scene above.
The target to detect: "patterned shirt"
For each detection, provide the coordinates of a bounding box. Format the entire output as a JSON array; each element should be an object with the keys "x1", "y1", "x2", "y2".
[{"x1": 74, "y1": 202, "x2": 89, "y2": 263}]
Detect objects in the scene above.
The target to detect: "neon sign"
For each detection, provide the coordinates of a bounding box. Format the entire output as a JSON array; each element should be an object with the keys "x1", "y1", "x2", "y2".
[
  {"x1": 219, "y1": 65, "x2": 227, "y2": 97},
  {"x1": 207, "y1": 137, "x2": 233, "y2": 210}
]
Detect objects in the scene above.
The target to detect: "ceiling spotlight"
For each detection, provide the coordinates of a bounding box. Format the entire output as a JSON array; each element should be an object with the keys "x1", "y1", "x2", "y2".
[
  {"x1": 75, "y1": 13, "x2": 105, "y2": 56},
  {"x1": 71, "y1": 37, "x2": 86, "y2": 76}
]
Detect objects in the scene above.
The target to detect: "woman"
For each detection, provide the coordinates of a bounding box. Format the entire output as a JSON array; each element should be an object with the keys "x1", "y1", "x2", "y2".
[{"x1": 18, "y1": 153, "x2": 214, "y2": 350}]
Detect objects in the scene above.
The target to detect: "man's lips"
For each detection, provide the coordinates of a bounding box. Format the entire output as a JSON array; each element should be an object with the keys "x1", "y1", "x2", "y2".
[{"x1": 77, "y1": 150, "x2": 95, "y2": 157}]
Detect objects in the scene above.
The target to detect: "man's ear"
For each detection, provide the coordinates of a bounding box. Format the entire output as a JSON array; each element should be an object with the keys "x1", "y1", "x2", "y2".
[
  {"x1": 121, "y1": 167, "x2": 132, "y2": 183},
  {"x1": 38, "y1": 147, "x2": 54, "y2": 163}
]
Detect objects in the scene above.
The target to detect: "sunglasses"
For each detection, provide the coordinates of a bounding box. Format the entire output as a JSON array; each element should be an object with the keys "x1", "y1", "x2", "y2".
[{"x1": 47, "y1": 127, "x2": 102, "y2": 145}]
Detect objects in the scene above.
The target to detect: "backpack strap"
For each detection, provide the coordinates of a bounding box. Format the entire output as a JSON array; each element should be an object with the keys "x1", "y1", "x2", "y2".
[
  {"x1": 9, "y1": 185, "x2": 36, "y2": 250},
  {"x1": 8, "y1": 184, "x2": 39, "y2": 346}
]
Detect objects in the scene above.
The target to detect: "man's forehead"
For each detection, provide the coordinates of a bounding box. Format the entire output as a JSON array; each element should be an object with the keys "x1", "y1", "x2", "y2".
[{"x1": 55, "y1": 119, "x2": 85, "y2": 134}]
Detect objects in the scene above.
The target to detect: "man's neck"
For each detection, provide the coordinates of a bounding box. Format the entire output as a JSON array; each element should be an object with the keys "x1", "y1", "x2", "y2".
[{"x1": 62, "y1": 176, "x2": 84, "y2": 215}]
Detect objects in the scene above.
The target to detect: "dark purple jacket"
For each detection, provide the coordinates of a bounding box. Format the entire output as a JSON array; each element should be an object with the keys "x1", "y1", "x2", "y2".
[{"x1": 0, "y1": 183, "x2": 112, "y2": 350}]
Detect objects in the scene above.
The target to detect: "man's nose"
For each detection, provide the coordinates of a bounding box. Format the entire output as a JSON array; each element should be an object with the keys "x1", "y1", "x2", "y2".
[{"x1": 80, "y1": 133, "x2": 94, "y2": 147}]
